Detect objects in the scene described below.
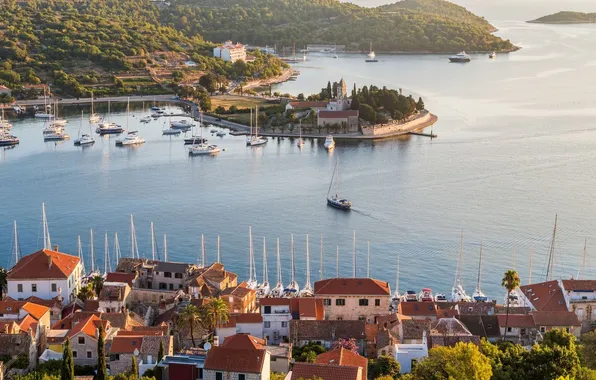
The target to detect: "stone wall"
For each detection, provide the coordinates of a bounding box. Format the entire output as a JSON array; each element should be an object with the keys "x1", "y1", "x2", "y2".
[
  {"x1": 362, "y1": 111, "x2": 432, "y2": 136},
  {"x1": 317, "y1": 295, "x2": 391, "y2": 323}
]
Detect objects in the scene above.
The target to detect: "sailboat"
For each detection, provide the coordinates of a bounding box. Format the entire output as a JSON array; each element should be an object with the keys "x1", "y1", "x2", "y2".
[
  {"x1": 96, "y1": 101, "x2": 123, "y2": 134},
  {"x1": 0, "y1": 109, "x2": 12, "y2": 130},
  {"x1": 87, "y1": 228, "x2": 101, "y2": 278},
  {"x1": 297, "y1": 120, "x2": 305, "y2": 147},
  {"x1": 188, "y1": 113, "x2": 220, "y2": 155},
  {"x1": 89, "y1": 92, "x2": 101, "y2": 124},
  {"x1": 473, "y1": 242, "x2": 488, "y2": 302},
  {"x1": 299, "y1": 234, "x2": 313, "y2": 297},
  {"x1": 247, "y1": 227, "x2": 258, "y2": 290},
  {"x1": 390, "y1": 258, "x2": 400, "y2": 312},
  {"x1": 103, "y1": 232, "x2": 112, "y2": 276},
  {"x1": 130, "y1": 215, "x2": 140, "y2": 259},
  {"x1": 283, "y1": 233, "x2": 300, "y2": 297},
  {"x1": 365, "y1": 42, "x2": 378, "y2": 63},
  {"x1": 326, "y1": 157, "x2": 352, "y2": 210},
  {"x1": 257, "y1": 237, "x2": 271, "y2": 298},
  {"x1": 246, "y1": 106, "x2": 267, "y2": 146},
  {"x1": 451, "y1": 231, "x2": 472, "y2": 302},
  {"x1": 74, "y1": 111, "x2": 95, "y2": 146},
  {"x1": 116, "y1": 99, "x2": 145, "y2": 146},
  {"x1": 11, "y1": 221, "x2": 20, "y2": 266},
  {"x1": 270, "y1": 238, "x2": 285, "y2": 297},
  {"x1": 35, "y1": 87, "x2": 52, "y2": 118}
]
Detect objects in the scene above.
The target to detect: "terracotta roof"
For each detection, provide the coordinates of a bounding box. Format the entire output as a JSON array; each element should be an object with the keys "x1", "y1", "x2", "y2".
[
  {"x1": 204, "y1": 346, "x2": 266, "y2": 374},
  {"x1": 519, "y1": 280, "x2": 568, "y2": 312},
  {"x1": 290, "y1": 320, "x2": 366, "y2": 341},
  {"x1": 366, "y1": 323, "x2": 379, "y2": 342},
  {"x1": 83, "y1": 300, "x2": 100, "y2": 312},
  {"x1": 318, "y1": 110, "x2": 359, "y2": 119},
  {"x1": 430, "y1": 318, "x2": 472, "y2": 337},
  {"x1": 314, "y1": 278, "x2": 390, "y2": 296},
  {"x1": 290, "y1": 298, "x2": 325, "y2": 319},
  {"x1": 494, "y1": 305, "x2": 531, "y2": 315},
  {"x1": 67, "y1": 314, "x2": 102, "y2": 339},
  {"x1": 316, "y1": 347, "x2": 367, "y2": 379},
  {"x1": 221, "y1": 333, "x2": 265, "y2": 349},
  {"x1": 22, "y1": 296, "x2": 63, "y2": 309},
  {"x1": 496, "y1": 314, "x2": 535, "y2": 328},
  {"x1": 532, "y1": 311, "x2": 580, "y2": 327},
  {"x1": 19, "y1": 314, "x2": 38, "y2": 332},
  {"x1": 22, "y1": 302, "x2": 50, "y2": 320},
  {"x1": 457, "y1": 315, "x2": 500, "y2": 338},
  {"x1": 401, "y1": 319, "x2": 431, "y2": 340},
  {"x1": 399, "y1": 301, "x2": 437, "y2": 317},
  {"x1": 220, "y1": 313, "x2": 263, "y2": 328},
  {"x1": 110, "y1": 336, "x2": 143, "y2": 354},
  {"x1": 220, "y1": 284, "x2": 254, "y2": 298},
  {"x1": 105, "y1": 272, "x2": 137, "y2": 287},
  {"x1": 290, "y1": 362, "x2": 361, "y2": 380},
  {"x1": 456, "y1": 302, "x2": 495, "y2": 315},
  {"x1": 8, "y1": 249, "x2": 80, "y2": 280},
  {"x1": 0, "y1": 301, "x2": 25, "y2": 314},
  {"x1": 259, "y1": 298, "x2": 290, "y2": 306},
  {"x1": 562, "y1": 279, "x2": 596, "y2": 292}
]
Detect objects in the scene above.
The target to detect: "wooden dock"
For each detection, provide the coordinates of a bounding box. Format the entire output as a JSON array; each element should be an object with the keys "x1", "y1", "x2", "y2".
[{"x1": 408, "y1": 131, "x2": 437, "y2": 138}]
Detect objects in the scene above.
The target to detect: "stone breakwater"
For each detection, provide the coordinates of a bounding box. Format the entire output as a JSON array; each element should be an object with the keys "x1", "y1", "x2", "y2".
[{"x1": 361, "y1": 111, "x2": 438, "y2": 139}]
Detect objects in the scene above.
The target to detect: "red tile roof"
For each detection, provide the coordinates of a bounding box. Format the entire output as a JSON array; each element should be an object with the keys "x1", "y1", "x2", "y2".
[
  {"x1": 399, "y1": 301, "x2": 437, "y2": 317},
  {"x1": 318, "y1": 110, "x2": 359, "y2": 119},
  {"x1": 22, "y1": 302, "x2": 50, "y2": 320},
  {"x1": 83, "y1": 300, "x2": 99, "y2": 312},
  {"x1": 204, "y1": 346, "x2": 266, "y2": 374},
  {"x1": 532, "y1": 311, "x2": 580, "y2": 327},
  {"x1": 105, "y1": 272, "x2": 137, "y2": 287},
  {"x1": 314, "y1": 278, "x2": 390, "y2": 296},
  {"x1": 259, "y1": 298, "x2": 290, "y2": 306},
  {"x1": 8, "y1": 249, "x2": 80, "y2": 280},
  {"x1": 110, "y1": 336, "x2": 143, "y2": 354},
  {"x1": 562, "y1": 279, "x2": 596, "y2": 292},
  {"x1": 0, "y1": 301, "x2": 25, "y2": 314},
  {"x1": 496, "y1": 314, "x2": 535, "y2": 328},
  {"x1": 290, "y1": 298, "x2": 325, "y2": 319},
  {"x1": 290, "y1": 362, "x2": 361, "y2": 380},
  {"x1": 67, "y1": 314, "x2": 103, "y2": 339},
  {"x1": 316, "y1": 348, "x2": 367, "y2": 379},
  {"x1": 221, "y1": 333, "x2": 265, "y2": 349},
  {"x1": 220, "y1": 313, "x2": 263, "y2": 328},
  {"x1": 519, "y1": 280, "x2": 568, "y2": 312},
  {"x1": 19, "y1": 314, "x2": 38, "y2": 332}
]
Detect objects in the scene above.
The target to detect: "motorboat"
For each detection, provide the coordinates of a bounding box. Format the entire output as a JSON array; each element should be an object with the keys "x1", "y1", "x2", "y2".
[
  {"x1": 184, "y1": 136, "x2": 207, "y2": 145},
  {"x1": 188, "y1": 143, "x2": 220, "y2": 156},
  {"x1": 210, "y1": 129, "x2": 218, "y2": 134},
  {"x1": 403, "y1": 290, "x2": 418, "y2": 302},
  {"x1": 51, "y1": 118, "x2": 67, "y2": 127},
  {"x1": 247, "y1": 136, "x2": 268, "y2": 146},
  {"x1": 0, "y1": 110, "x2": 12, "y2": 130},
  {"x1": 216, "y1": 131, "x2": 226, "y2": 137},
  {"x1": 171, "y1": 120, "x2": 194, "y2": 129},
  {"x1": 96, "y1": 122, "x2": 123, "y2": 134},
  {"x1": 0, "y1": 132, "x2": 19, "y2": 146},
  {"x1": 435, "y1": 294, "x2": 448, "y2": 302},
  {"x1": 418, "y1": 288, "x2": 434, "y2": 302},
  {"x1": 44, "y1": 131, "x2": 70, "y2": 141},
  {"x1": 489, "y1": 51, "x2": 496, "y2": 59},
  {"x1": 449, "y1": 51, "x2": 471, "y2": 63},
  {"x1": 140, "y1": 116, "x2": 152, "y2": 123},
  {"x1": 162, "y1": 128, "x2": 181, "y2": 136},
  {"x1": 116, "y1": 131, "x2": 145, "y2": 146},
  {"x1": 43, "y1": 124, "x2": 64, "y2": 135},
  {"x1": 324, "y1": 135, "x2": 335, "y2": 150},
  {"x1": 74, "y1": 134, "x2": 95, "y2": 146},
  {"x1": 151, "y1": 106, "x2": 161, "y2": 111}
]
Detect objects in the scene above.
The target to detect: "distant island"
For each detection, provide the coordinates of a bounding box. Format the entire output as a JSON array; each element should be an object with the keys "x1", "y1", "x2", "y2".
[{"x1": 529, "y1": 11, "x2": 596, "y2": 24}]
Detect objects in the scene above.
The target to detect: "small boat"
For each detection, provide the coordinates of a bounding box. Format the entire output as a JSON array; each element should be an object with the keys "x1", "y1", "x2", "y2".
[
  {"x1": 162, "y1": 128, "x2": 181, "y2": 136},
  {"x1": 188, "y1": 143, "x2": 220, "y2": 155},
  {"x1": 326, "y1": 157, "x2": 352, "y2": 210},
  {"x1": 246, "y1": 107, "x2": 267, "y2": 146},
  {"x1": 256, "y1": 237, "x2": 271, "y2": 298},
  {"x1": 171, "y1": 120, "x2": 194, "y2": 129},
  {"x1": 210, "y1": 129, "x2": 218, "y2": 134},
  {"x1": 151, "y1": 106, "x2": 160, "y2": 111},
  {"x1": 297, "y1": 122, "x2": 304, "y2": 147},
  {"x1": 365, "y1": 42, "x2": 378, "y2": 63},
  {"x1": 184, "y1": 137, "x2": 207, "y2": 144},
  {"x1": 216, "y1": 131, "x2": 226, "y2": 137},
  {"x1": 298, "y1": 234, "x2": 314, "y2": 297},
  {"x1": 332, "y1": 54, "x2": 339, "y2": 59},
  {"x1": 435, "y1": 294, "x2": 448, "y2": 302},
  {"x1": 418, "y1": 288, "x2": 434, "y2": 302},
  {"x1": 270, "y1": 238, "x2": 285, "y2": 298},
  {"x1": 449, "y1": 51, "x2": 471, "y2": 63},
  {"x1": 489, "y1": 51, "x2": 496, "y2": 59},
  {"x1": 324, "y1": 135, "x2": 335, "y2": 150},
  {"x1": 0, "y1": 109, "x2": 12, "y2": 130},
  {"x1": 96, "y1": 122, "x2": 123, "y2": 134},
  {"x1": 140, "y1": 116, "x2": 152, "y2": 123},
  {"x1": 473, "y1": 243, "x2": 488, "y2": 302},
  {"x1": 35, "y1": 87, "x2": 52, "y2": 118},
  {"x1": 43, "y1": 124, "x2": 64, "y2": 135},
  {"x1": 44, "y1": 131, "x2": 70, "y2": 141},
  {"x1": 404, "y1": 290, "x2": 418, "y2": 302},
  {"x1": 0, "y1": 133, "x2": 19, "y2": 146},
  {"x1": 74, "y1": 111, "x2": 95, "y2": 146},
  {"x1": 89, "y1": 92, "x2": 100, "y2": 124},
  {"x1": 116, "y1": 131, "x2": 145, "y2": 146}
]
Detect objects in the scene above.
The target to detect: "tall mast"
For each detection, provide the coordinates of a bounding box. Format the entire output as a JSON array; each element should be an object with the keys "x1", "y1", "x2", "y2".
[
  {"x1": 336, "y1": 246, "x2": 339, "y2": 277},
  {"x1": 163, "y1": 234, "x2": 168, "y2": 262},
  {"x1": 319, "y1": 233, "x2": 323, "y2": 281},
  {"x1": 276, "y1": 238, "x2": 282, "y2": 286},
  {"x1": 367, "y1": 241, "x2": 370, "y2": 278},
  {"x1": 476, "y1": 241, "x2": 483, "y2": 294},
  {"x1": 104, "y1": 232, "x2": 110, "y2": 274},
  {"x1": 512, "y1": 241, "x2": 516, "y2": 270},
  {"x1": 77, "y1": 235, "x2": 85, "y2": 274},
  {"x1": 528, "y1": 245, "x2": 533, "y2": 284},
  {"x1": 454, "y1": 230, "x2": 463, "y2": 288},
  {"x1": 130, "y1": 215, "x2": 136, "y2": 259},
  {"x1": 151, "y1": 222, "x2": 156, "y2": 261},
  {"x1": 395, "y1": 257, "x2": 400, "y2": 297},
  {"x1": 255, "y1": 105, "x2": 259, "y2": 138},
  {"x1": 263, "y1": 237, "x2": 268, "y2": 284},
  {"x1": 352, "y1": 230, "x2": 356, "y2": 278},
  {"x1": 201, "y1": 234, "x2": 206, "y2": 267},
  {"x1": 90, "y1": 229, "x2": 95, "y2": 273},
  {"x1": 42, "y1": 203, "x2": 52, "y2": 250},
  {"x1": 305, "y1": 234, "x2": 311, "y2": 289},
  {"x1": 249, "y1": 227, "x2": 253, "y2": 281},
  {"x1": 217, "y1": 235, "x2": 221, "y2": 263},
  {"x1": 582, "y1": 239, "x2": 587, "y2": 281},
  {"x1": 546, "y1": 214, "x2": 558, "y2": 281},
  {"x1": 114, "y1": 233, "x2": 121, "y2": 265},
  {"x1": 13, "y1": 221, "x2": 20, "y2": 264},
  {"x1": 250, "y1": 108, "x2": 252, "y2": 137},
  {"x1": 291, "y1": 233, "x2": 295, "y2": 283}
]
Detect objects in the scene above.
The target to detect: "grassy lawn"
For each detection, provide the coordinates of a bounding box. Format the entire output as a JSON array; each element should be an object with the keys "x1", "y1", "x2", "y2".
[{"x1": 211, "y1": 95, "x2": 275, "y2": 110}]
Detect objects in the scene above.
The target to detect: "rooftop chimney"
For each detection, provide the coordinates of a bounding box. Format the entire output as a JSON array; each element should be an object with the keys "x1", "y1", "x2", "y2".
[{"x1": 48, "y1": 255, "x2": 53, "y2": 269}]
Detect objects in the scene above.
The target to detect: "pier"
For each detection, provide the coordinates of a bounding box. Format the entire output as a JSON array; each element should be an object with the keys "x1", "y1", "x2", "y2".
[{"x1": 408, "y1": 131, "x2": 437, "y2": 138}]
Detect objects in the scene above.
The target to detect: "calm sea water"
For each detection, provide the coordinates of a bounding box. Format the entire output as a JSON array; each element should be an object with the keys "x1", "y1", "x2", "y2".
[{"x1": 2, "y1": 2, "x2": 596, "y2": 299}]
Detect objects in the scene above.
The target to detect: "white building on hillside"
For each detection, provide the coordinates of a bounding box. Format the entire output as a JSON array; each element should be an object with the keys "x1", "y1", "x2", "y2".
[
  {"x1": 213, "y1": 40, "x2": 246, "y2": 62},
  {"x1": 7, "y1": 249, "x2": 83, "y2": 302}
]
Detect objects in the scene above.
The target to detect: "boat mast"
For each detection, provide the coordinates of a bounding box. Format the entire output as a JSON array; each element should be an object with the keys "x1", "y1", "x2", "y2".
[
  {"x1": 151, "y1": 222, "x2": 155, "y2": 261},
  {"x1": 249, "y1": 226, "x2": 253, "y2": 282},
  {"x1": 305, "y1": 234, "x2": 311, "y2": 289},
  {"x1": 77, "y1": 235, "x2": 85, "y2": 274},
  {"x1": 582, "y1": 239, "x2": 587, "y2": 280},
  {"x1": 319, "y1": 233, "x2": 323, "y2": 281},
  {"x1": 276, "y1": 238, "x2": 283, "y2": 287},
  {"x1": 367, "y1": 241, "x2": 370, "y2": 278},
  {"x1": 13, "y1": 221, "x2": 20, "y2": 264},
  {"x1": 201, "y1": 234, "x2": 206, "y2": 267},
  {"x1": 42, "y1": 203, "x2": 52, "y2": 250},
  {"x1": 90, "y1": 229, "x2": 95, "y2": 273},
  {"x1": 352, "y1": 230, "x2": 356, "y2": 278},
  {"x1": 290, "y1": 233, "x2": 295, "y2": 284},
  {"x1": 130, "y1": 215, "x2": 135, "y2": 258},
  {"x1": 454, "y1": 230, "x2": 463, "y2": 288},
  {"x1": 217, "y1": 235, "x2": 220, "y2": 263},
  {"x1": 104, "y1": 232, "x2": 110, "y2": 274},
  {"x1": 545, "y1": 214, "x2": 558, "y2": 281},
  {"x1": 250, "y1": 108, "x2": 252, "y2": 138},
  {"x1": 255, "y1": 105, "x2": 259, "y2": 139},
  {"x1": 395, "y1": 257, "x2": 400, "y2": 297},
  {"x1": 114, "y1": 233, "x2": 121, "y2": 265},
  {"x1": 336, "y1": 246, "x2": 339, "y2": 277},
  {"x1": 163, "y1": 234, "x2": 168, "y2": 262},
  {"x1": 476, "y1": 241, "x2": 483, "y2": 294},
  {"x1": 528, "y1": 244, "x2": 533, "y2": 284},
  {"x1": 262, "y1": 237, "x2": 268, "y2": 284}
]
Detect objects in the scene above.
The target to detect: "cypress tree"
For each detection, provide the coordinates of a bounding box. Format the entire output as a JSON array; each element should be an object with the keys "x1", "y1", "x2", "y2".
[
  {"x1": 326, "y1": 81, "x2": 332, "y2": 99},
  {"x1": 97, "y1": 323, "x2": 107, "y2": 380},
  {"x1": 131, "y1": 354, "x2": 138, "y2": 377},
  {"x1": 61, "y1": 339, "x2": 75, "y2": 380},
  {"x1": 157, "y1": 341, "x2": 164, "y2": 363}
]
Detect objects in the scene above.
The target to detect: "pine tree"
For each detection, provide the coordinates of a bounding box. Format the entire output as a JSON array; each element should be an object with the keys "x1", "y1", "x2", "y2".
[
  {"x1": 131, "y1": 354, "x2": 138, "y2": 377},
  {"x1": 97, "y1": 323, "x2": 107, "y2": 380},
  {"x1": 61, "y1": 339, "x2": 75, "y2": 380}
]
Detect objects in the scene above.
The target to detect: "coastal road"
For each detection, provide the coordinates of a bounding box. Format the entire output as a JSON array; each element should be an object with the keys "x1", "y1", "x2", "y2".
[{"x1": 11, "y1": 94, "x2": 177, "y2": 107}]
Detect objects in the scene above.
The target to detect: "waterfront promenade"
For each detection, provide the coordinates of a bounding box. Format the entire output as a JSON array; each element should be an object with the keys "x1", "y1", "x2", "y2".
[{"x1": 5, "y1": 94, "x2": 177, "y2": 108}]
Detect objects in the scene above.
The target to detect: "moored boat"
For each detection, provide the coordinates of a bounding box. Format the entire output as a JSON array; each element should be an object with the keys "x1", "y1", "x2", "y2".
[
  {"x1": 116, "y1": 131, "x2": 145, "y2": 146},
  {"x1": 171, "y1": 120, "x2": 194, "y2": 129},
  {"x1": 324, "y1": 135, "x2": 335, "y2": 150},
  {"x1": 418, "y1": 288, "x2": 434, "y2": 302},
  {"x1": 162, "y1": 128, "x2": 181, "y2": 136},
  {"x1": 0, "y1": 132, "x2": 19, "y2": 146},
  {"x1": 489, "y1": 51, "x2": 496, "y2": 59},
  {"x1": 449, "y1": 51, "x2": 471, "y2": 63},
  {"x1": 326, "y1": 157, "x2": 352, "y2": 210}
]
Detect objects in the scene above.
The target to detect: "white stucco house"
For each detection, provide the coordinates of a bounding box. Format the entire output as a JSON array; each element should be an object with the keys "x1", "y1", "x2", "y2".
[
  {"x1": 213, "y1": 40, "x2": 247, "y2": 62},
  {"x1": 395, "y1": 331, "x2": 428, "y2": 373},
  {"x1": 7, "y1": 248, "x2": 83, "y2": 302}
]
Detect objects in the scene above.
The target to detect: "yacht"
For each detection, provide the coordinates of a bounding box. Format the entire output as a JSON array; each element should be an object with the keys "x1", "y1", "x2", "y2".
[
  {"x1": 418, "y1": 288, "x2": 434, "y2": 302},
  {"x1": 96, "y1": 122, "x2": 123, "y2": 134},
  {"x1": 44, "y1": 131, "x2": 70, "y2": 141},
  {"x1": 51, "y1": 118, "x2": 67, "y2": 127},
  {"x1": 162, "y1": 128, "x2": 181, "y2": 136},
  {"x1": 74, "y1": 134, "x2": 95, "y2": 146},
  {"x1": 151, "y1": 106, "x2": 161, "y2": 111},
  {"x1": 35, "y1": 110, "x2": 52, "y2": 119},
  {"x1": 184, "y1": 136, "x2": 207, "y2": 145},
  {"x1": 332, "y1": 54, "x2": 339, "y2": 59},
  {"x1": 140, "y1": 116, "x2": 152, "y2": 123},
  {"x1": 188, "y1": 143, "x2": 220, "y2": 156},
  {"x1": 216, "y1": 131, "x2": 227, "y2": 137},
  {"x1": 403, "y1": 290, "x2": 418, "y2": 302},
  {"x1": 489, "y1": 51, "x2": 496, "y2": 59},
  {"x1": 171, "y1": 120, "x2": 194, "y2": 129},
  {"x1": 89, "y1": 93, "x2": 100, "y2": 124},
  {"x1": 0, "y1": 132, "x2": 19, "y2": 146},
  {"x1": 327, "y1": 157, "x2": 352, "y2": 210},
  {"x1": 116, "y1": 131, "x2": 145, "y2": 146},
  {"x1": 324, "y1": 135, "x2": 335, "y2": 150},
  {"x1": 43, "y1": 124, "x2": 64, "y2": 135},
  {"x1": 247, "y1": 106, "x2": 268, "y2": 146},
  {"x1": 449, "y1": 51, "x2": 471, "y2": 63},
  {"x1": 435, "y1": 294, "x2": 448, "y2": 302}
]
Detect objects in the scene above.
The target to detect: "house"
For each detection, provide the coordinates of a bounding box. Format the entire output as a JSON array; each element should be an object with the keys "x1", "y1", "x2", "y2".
[
  {"x1": 314, "y1": 278, "x2": 391, "y2": 323},
  {"x1": 290, "y1": 320, "x2": 366, "y2": 354},
  {"x1": 457, "y1": 315, "x2": 500, "y2": 342},
  {"x1": 213, "y1": 40, "x2": 247, "y2": 62},
  {"x1": 187, "y1": 262, "x2": 238, "y2": 298},
  {"x1": 215, "y1": 313, "x2": 263, "y2": 342},
  {"x1": 65, "y1": 314, "x2": 113, "y2": 366},
  {"x1": 109, "y1": 335, "x2": 174, "y2": 375},
  {"x1": 17, "y1": 296, "x2": 63, "y2": 326},
  {"x1": 429, "y1": 318, "x2": 480, "y2": 348},
  {"x1": 399, "y1": 302, "x2": 438, "y2": 321},
  {"x1": 289, "y1": 362, "x2": 363, "y2": 380},
  {"x1": 495, "y1": 314, "x2": 536, "y2": 345},
  {"x1": 400, "y1": 319, "x2": 431, "y2": 344},
  {"x1": 98, "y1": 282, "x2": 131, "y2": 313},
  {"x1": 317, "y1": 111, "x2": 359, "y2": 132},
  {"x1": 394, "y1": 332, "x2": 428, "y2": 374},
  {"x1": 284, "y1": 101, "x2": 328, "y2": 113},
  {"x1": 561, "y1": 279, "x2": 596, "y2": 333},
  {"x1": 532, "y1": 311, "x2": 581, "y2": 337},
  {"x1": 316, "y1": 347, "x2": 368, "y2": 379},
  {"x1": 219, "y1": 282, "x2": 257, "y2": 313},
  {"x1": 204, "y1": 334, "x2": 270, "y2": 380},
  {"x1": 156, "y1": 353, "x2": 206, "y2": 380},
  {"x1": 116, "y1": 258, "x2": 198, "y2": 291},
  {"x1": 518, "y1": 280, "x2": 570, "y2": 312},
  {"x1": 0, "y1": 86, "x2": 10, "y2": 95},
  {"x1": 105, "y1": 272, "x2": 137, "y2": 288},
  {"x1": 7, "y1": 248, "x2": 83, "y2": 302},
  {"x1": 260, "y1": 298, "x2": 325, "y2": 345}
]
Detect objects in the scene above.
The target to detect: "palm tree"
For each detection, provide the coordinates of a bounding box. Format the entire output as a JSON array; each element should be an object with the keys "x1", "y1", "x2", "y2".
[
  {"x1": 90, "y1": 275, "x2": 104, "y2": 297},
  {"x1": 501, "y1": 269, "x2": 521, "y2": 340},
  {"x1": 77, "y1": 284, "x2": 94, "y2": 301},
  {"x1": 0, "y1": 268, "x2": 7, "y2": 300},
  {"x1": 178, "y1": 304, "x2": 201, "y2": 347},
  {"x1": 201, "y1": 298, "x2": 230, "y2": 334}
]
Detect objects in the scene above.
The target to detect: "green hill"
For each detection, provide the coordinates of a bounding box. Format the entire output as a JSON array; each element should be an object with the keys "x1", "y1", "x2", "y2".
[{"x1": 529, "y1": 11, "x2": 596, "y2": 24}]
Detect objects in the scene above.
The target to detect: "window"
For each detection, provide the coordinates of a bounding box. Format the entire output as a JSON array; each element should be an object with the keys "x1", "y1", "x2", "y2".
[
  {"x1": 169, "y1": 284, "x2": 174, "y2": 291},
  {"x1": 72, "y1": 351, "x2": 78, "y2": 358},
  {"x1": 578, "y1": 309, "x2": 584, "y2": 318},
  {"x1": 336, "y1": 299, "x2": 345, "y2": 306},
  {"x1": 337, "y1": 316, "x2": 343, "y2": 320},
  {"x1": 51, "y1": 283, "x2": 57, "y2": 292},
  {"x1": 264, "y1": 322, "x2": 271, "y2": 328},
  {"x1": 87, "y1": 351, "x2": 92, "y2": 359},
  {"x1": 540, "y1": 327, "x2": 546, "y2": 333},
  {"x1": 179, "y1": 284, "x2": 183, "y2": 289},
  {"x1": 238, "y1": 374, "x2": 246, "y2": 380},
  {"x1": 359, "y1": 299, "x2": 369, "y2": 306},
  {"x1": 264, "y1": 306, "x2": 271, "y2": 314},
  {"x1": 17, "y1": 284, "x2": 22, "y2": 293},
  {"x1": 358, "y1": 316, "x2": 366, "y2": 321},
  {"x1": 215, "y1": 372, "x2": 223, "y2": 380},
  {"x1": 323, "y1": 299, "x2": 331, "y2": 306},
  {"x1": 175, "y1": 273, "x2": 183, "y2": 279},
  {"x1": 159, "y1": 283, "x2": 167, "y2": 290},
  {"x1": 375, "y1": 299, "x2": 381, "y2": 306},
  {"x1": 281, "y1": 321, "x2": 288, "y2": 328},
  {"x1": 521, "y1": 328, "x2": 526, "y2": 335},
  {"x1": 110, "y1": 354, "x2": 120, "y2": 361},
  {"x1": 164, "y1": 272, "x2": 172, "y2": 278},
  {"x1": 507, "y1": 327, "x2": 512, "y2": 332},
  {"x1": 78, "y1": 337, "x2": 85, "y2": 345},
  {"x1": 31, "y1": 284, "x2": 37, "y2": 292}
]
